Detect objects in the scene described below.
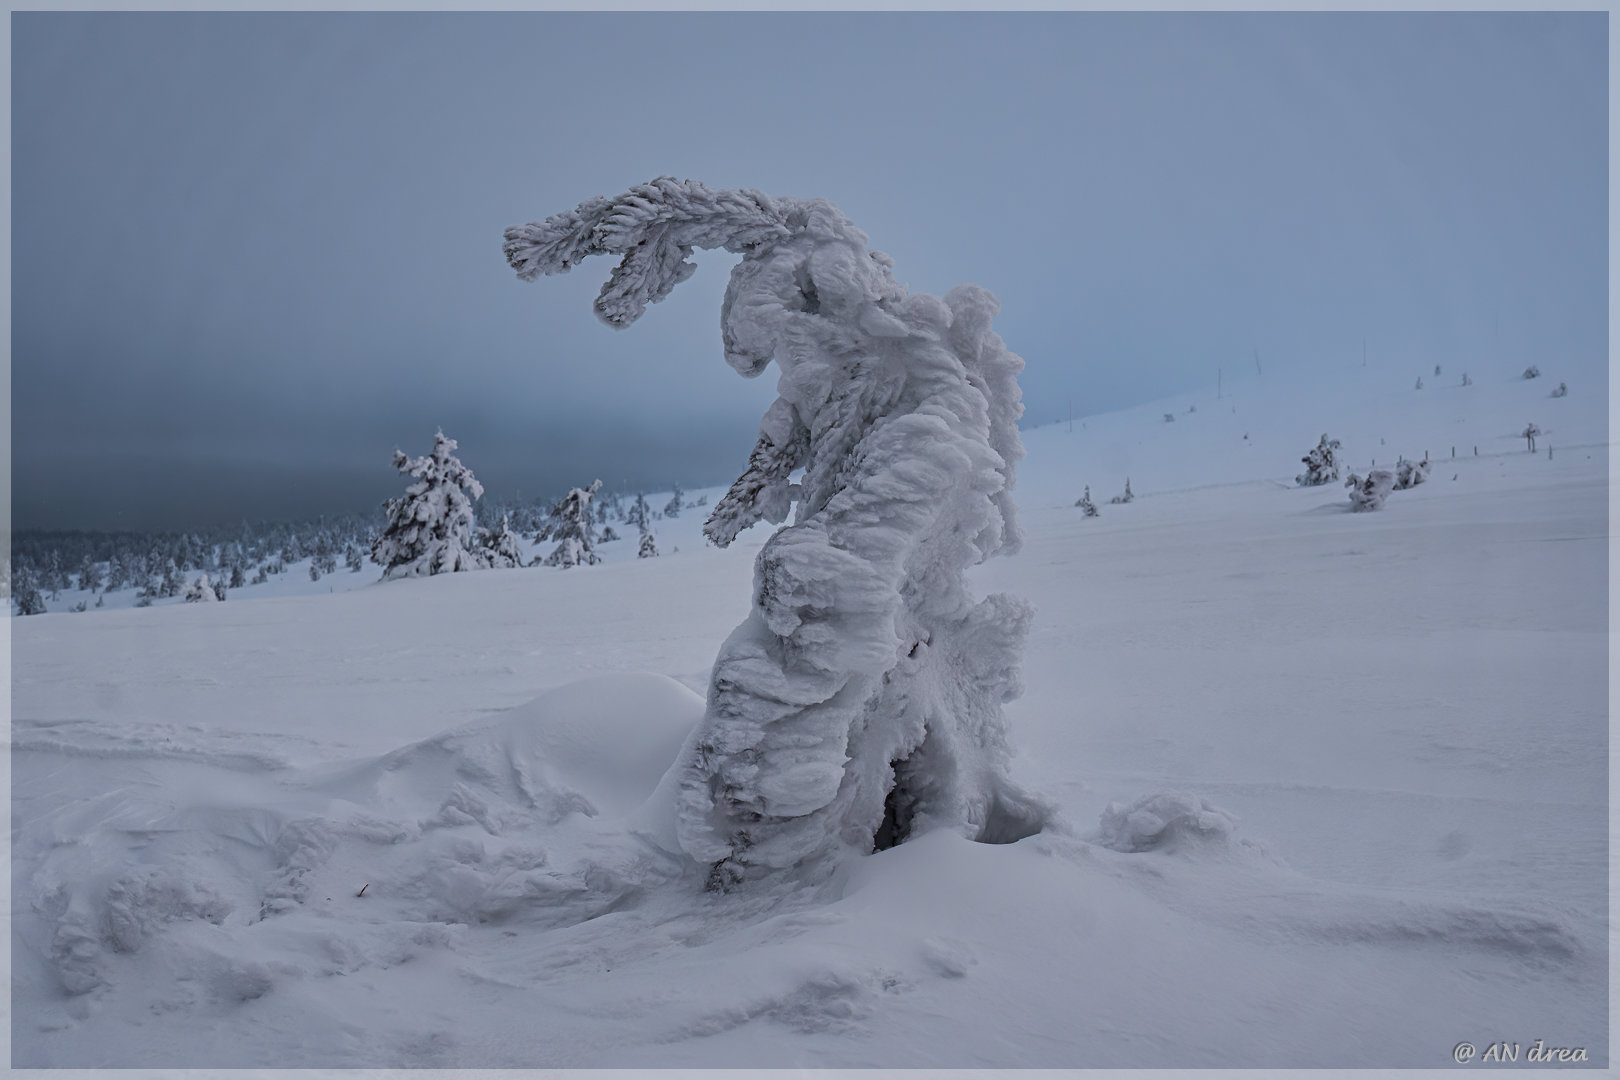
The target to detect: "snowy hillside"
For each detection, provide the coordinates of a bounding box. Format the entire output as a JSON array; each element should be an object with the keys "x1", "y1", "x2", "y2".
[{"x1": 10, "y1": 360, "x2": 1609, "y2": 1068}]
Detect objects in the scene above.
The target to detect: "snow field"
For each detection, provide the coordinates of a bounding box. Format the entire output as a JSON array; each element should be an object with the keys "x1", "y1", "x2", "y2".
[{"x1": 9, "y1": 357, "x2": 1608, "y2": 1066}]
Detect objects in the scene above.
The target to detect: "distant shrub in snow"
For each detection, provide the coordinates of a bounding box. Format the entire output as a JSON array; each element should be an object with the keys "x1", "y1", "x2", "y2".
[
  {"x1": 1075, "y1": 486, "x2": 1100, "y2": 517},
  {"x1": 1163, "y1": 412, "x2": 1176, "y2": 423},
  {"x1": 506, "y1": 177, "x2": 1049, "y2": 886},
  {"x1": 1096, "y1": 791, "x2": 1239, "y2": 854},
  {"x1": 1296, "y1": 434, "x2": 1342, "y2": 487},
  {"x1": 1522, "y1": 365, "x2": 1541, "y2": 379},
  {"x1": 1393, "y1": 458, "x2": 1431, "y2": 490},
  {"x1": 183, "y1": 575, "x2": 218, "y2": 603},
  {"x1": 1551, "y1": 382, "x2": 1568, "y2": 398},
  {"x1": 1345, "y1": 469, "x2": 1396, "y2": 512},
  {"x1": 1461, "y1": 371, "x2": 1472, "y2": 386},
  {"x1": 371, "y1": 430, "x2": 488, "y2": 580},
  {"x1": 637, "y1": 530, "x2": 658, "y2": 559},
  {"x1": 664, "y1": 485, "x2": 683, "y2": 519},
  {"x1": 1414, "y1": 376, "x2": 1424, "y2": 390},
  {"x1": 1109, "y1": 478, "x2": 1134, "y2": 505}
]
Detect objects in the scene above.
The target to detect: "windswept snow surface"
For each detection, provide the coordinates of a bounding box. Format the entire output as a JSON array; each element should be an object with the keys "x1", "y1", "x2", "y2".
[{"x1": 11, "y1": 360, "x2": 1609, "y2": 1068}]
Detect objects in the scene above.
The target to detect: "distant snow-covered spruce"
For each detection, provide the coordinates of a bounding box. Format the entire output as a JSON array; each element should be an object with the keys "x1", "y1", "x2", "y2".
[
  {"x1": 1109, "y1": 478, "x2": 1134, "y2": 505},
  {"x1": 505, "y1": 177, "x2": 1050, "y2": 887},
  {"x1": 637, "y1": 529, "x2": 658, "y2": 559},
  {"x1": 539, "y1": 480, "x2": 602, "y2": 568},
  {"x1": 480, "y1": 512, "x2": 526, "y2": 568},
  {"x1": 371, "y1": 430, "x2": 488, "y2": 580},
  {"x1": 1075, "y1": 485, "x2": 1100, "y2": 517},
  {"x1": 182, "y1": 574, "x2": 219, "y2": 603},
  {"x1": 1523, "y1": 365, "x2": 1542, "y2": 380},
  {"x1": 1345, "y1": 469, "x2": 1396, "y2": 512},
  {"x1": 1296, "y1": 433, "x2": 1342, "y2": 487}
]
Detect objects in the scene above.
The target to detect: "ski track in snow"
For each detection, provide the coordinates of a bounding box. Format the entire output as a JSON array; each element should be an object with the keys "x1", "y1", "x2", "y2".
[{"x1": 10, "y1": 360, "x2": 1609, "y2": 1067}]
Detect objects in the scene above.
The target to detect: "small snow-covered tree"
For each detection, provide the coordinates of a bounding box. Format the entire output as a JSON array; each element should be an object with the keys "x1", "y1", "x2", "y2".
[
  {"x1": 505, "y1": 178, "x2": 1048, "y2": 886},
  {"x1": 1346, "y1": 469, "x2": 1396, "y2": 512},
  {"x1": 1296, "y1": 434, "x2": 1342, "y2": 486},
  {"x1": 1551, "y1": 382, "x2": 1568, "y2": 398},
  {"x1": 1393, "y1": 458, "x2": 1431, "y2": 490},
  {"x1": 1461, "y1": 371, "x2": 1472, "y2": 386},
  {"x1": 76, "y1": 555, "x2": 102, "y2": 594},
  {"x1": 626, "y1": 493, "x2": 651, "y2": 534},
  {"x1": 13, "y1": 568, "x2": 45, "y2": 616},
  {"x1": 599, "y1": 525, "x2": 621, "y2": 543},
  {"x1": 542, "y1": 480, "x2": 602, "y2": 568},
  {"x1": 480, "y1": 512, "x2": 526, "y2": 568},
  {"x1": 1522, "y1": 423, "x2": 1541, "y2": 452},
  {"x1": 1163, "y1": 412, "x2": 1176, "y2": 423},
  {"x1": 637, "y1": 529, "x2": 659, "y2": 559},
  {"x1": 664, "y1": 484, "x2": 684, "y2": 518},
  {"x1": 183, "y1": 574, "x2": 219, "y2": 602},
  {"x1": 213, "y1": 579, "x2": 227, "y2": 601},
  {"x1": 1075, "y1": 486, "x2": 1100, "y2": 517},
  {"x1": 1109, "y1": 478, "x2": 1134, "y2": 505},
  {"x1": 1522, "y1": 365, "x2": 1541, "y2": 379},
  {"x1": 371, "y1": 430, "x2": 489, "y2": 580},
  {"x1": 1415, "y1": 376, "x2": 1424, "y2": 390}
]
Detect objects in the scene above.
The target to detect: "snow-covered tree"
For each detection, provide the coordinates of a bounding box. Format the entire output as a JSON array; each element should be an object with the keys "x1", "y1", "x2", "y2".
[
  {"x1": 505, "y1": 178, "x2": 1049, "y2": 886},
  {"x1": 76, "y1": 554, "x2": 102, "y2": 594},
  {"x1": 1415, "y1": 376, "x2": 1424, "y2": 390},
  {"x1": 1163, "y1": 412, "x2": 1176, "y2": 423},
  {"x1": 13, "y1": 568, "x2": 45, "y2": 616},
  {"x1": 1551, "y1": 382, "x2": 1568, "y2": 398},
  {"x1": 1523, "y1": 365, "x2": 1541, "y2": 380},
  {"x1": 1075, "y1": 486, "x2": 1100, "y2": 517},
  {"x1": 1393, "y1": 458, "x2": 1431, "y2": 490},
  {"x1": 1345, "y1": 469, "x2": 1396, "y2": 512},
  {"x1": 480, "y1": 512, "x2": 526, "y2": 568},
  {"x1": 1461, "y1": 371, "x2": 1472, "y2": 386},
  {"x1": 1522, "y1": 423, "x2": 1541, "y2": 452},
  {"x1": 541, "y1": 480, "x2": 602, "y2": 568},
  {"x1": 1109, "y1": 478, "x2": 1134, "y2": 505},
  {"x1": 212, "y1": 579, "x2": 227, "y2": 601},
  {"x1": 183, "y1": 574, "x2": 219, "y2": 603},
  {"x1": 626, "y1": 493, "x2": 651, "y2": 534},
  {"x1": 371, "y1": 430, "x2": 488, "y2": 580},
  {"x1": 664, "y1": 484, "x2": 684, "y2": 519},
  {"x1": 599, "y1": 525, "x2": 621, "y2": 543},
  {"x1": 1296, "y1": 434, "x2": 1342, "y2": 486},
  {"x1": 637, "y1": 529, "x2": 659, "y2": 559}
]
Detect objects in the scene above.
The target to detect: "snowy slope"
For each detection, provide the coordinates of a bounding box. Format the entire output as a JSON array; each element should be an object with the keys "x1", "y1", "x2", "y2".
[{"x1": 9, "y1": 363, "x2": 1609, "y2": 1068}]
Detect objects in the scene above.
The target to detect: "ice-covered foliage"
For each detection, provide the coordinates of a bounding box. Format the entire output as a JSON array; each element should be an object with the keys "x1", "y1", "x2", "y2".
[
  {"x1": 541, "y1": 481, "x2": 602, "y2": 569},
  {"x1": 1393, "y1": 458, "x2": 1431, "y2": 490},
  {"x1": 505, "y1": 177, "x2": 1048, "y2": 886},
  {"x1": 637, "y1": 530, "x2": 658, "y2": 559},
  {"x1": 1075, "y1": 486, "x2": 1100, "y2": 517},
  {"x1": 1296, "y1": 433, "x2": 1342, "y2": 487},
  {"x1": 1345, "y1": 469, "x2": 1396, "y2": 512},
  {"x1": 664, "y1": 485, "x2": 684, "y2": 519},
  {"x1": 481, "y1": 513, "x2": 526, "y2": 569},
  {"x1": 1523, "y1": 365, "x2": 1541, "y2": 380},
  {"x1": 371, "y1": 430, "x2": 488, "y2": 581}
]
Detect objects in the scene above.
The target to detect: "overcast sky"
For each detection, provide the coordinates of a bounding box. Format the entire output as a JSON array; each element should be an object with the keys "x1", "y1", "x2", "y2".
[{"x1": 12, "y1": 12, "x2": 1607, "y2": 532}]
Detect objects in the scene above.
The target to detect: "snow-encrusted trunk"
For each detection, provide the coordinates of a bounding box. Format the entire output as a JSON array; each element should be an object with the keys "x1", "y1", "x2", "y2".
[{"x1": 505, "y1": 178, "x2": 1049, "y2": 886}]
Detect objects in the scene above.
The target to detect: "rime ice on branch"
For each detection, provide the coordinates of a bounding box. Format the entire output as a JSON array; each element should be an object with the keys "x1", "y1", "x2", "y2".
[{"x1": 505, "y1": 178, "x2": 1050, "y2": 885}]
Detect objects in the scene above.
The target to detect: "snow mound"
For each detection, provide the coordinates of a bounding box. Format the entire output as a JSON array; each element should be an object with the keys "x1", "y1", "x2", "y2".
[
  {"x1": 1095, "y1": 791, "x2": 1240, "y2": 854},
  {"x1": 24, "y1": 673, "x2": 708, "y2": 1002}
]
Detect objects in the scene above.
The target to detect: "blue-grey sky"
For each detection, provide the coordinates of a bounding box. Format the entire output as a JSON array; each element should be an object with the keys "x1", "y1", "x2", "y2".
[{"x1": 12, "y1": 12, "x2": 1607, "y2": 532}]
